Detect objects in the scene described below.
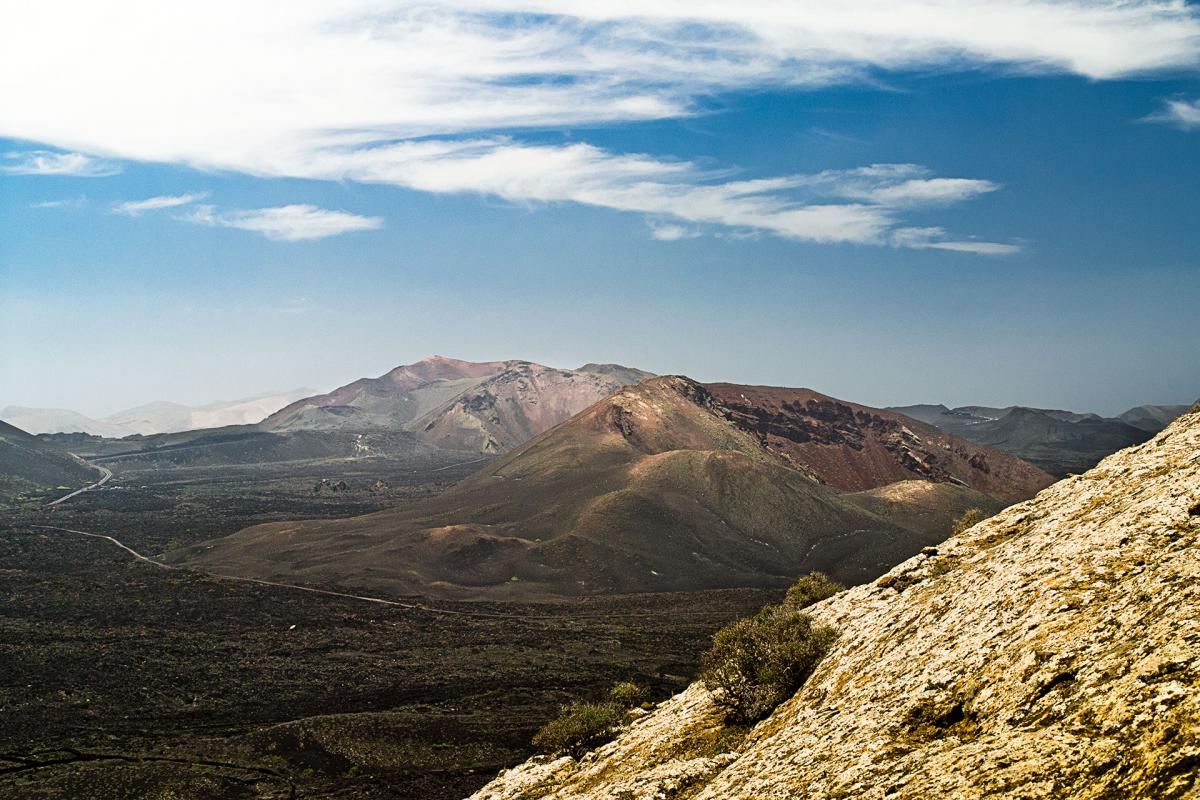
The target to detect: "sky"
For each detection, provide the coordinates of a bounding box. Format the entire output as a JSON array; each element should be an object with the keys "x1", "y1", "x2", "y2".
[{"x1": 2, "y1": 1, "x2": 1199, "y2": 417}]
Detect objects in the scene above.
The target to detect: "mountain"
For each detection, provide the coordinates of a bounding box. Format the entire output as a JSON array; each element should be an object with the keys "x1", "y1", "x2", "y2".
[
  {"x1": 0, "y1": 406, "x2": 131, "y2": 438},
  {"x1": 103, "y1": 400, "x2": 196, "y2": 435},
  {"x1": 1, "y1": 389, "x2": 314, "y2": 438},
  {"x1": 1118, "y1": 403, "x2": 1192, "y2": 433},
  {"x1": 174, "y1": 377, "x2": 1050, "y2": 597},
  {"x1": 0, "y1": 420, "x2": 99, "y2": 499},
  {"x1": 472, "y1": 403, "x2": 1200, "y2": 800},
  {"x1": 261, "y1": 356, "x2": 656, "y2": 453},
  {"x1": 889, "y1": 403, "x2": 1157, "y2": 476}
]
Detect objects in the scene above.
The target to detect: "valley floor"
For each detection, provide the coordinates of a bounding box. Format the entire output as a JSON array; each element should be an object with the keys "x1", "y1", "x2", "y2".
[{"x1": 0, "y1": 460, "x2": 773, "y2": 799}]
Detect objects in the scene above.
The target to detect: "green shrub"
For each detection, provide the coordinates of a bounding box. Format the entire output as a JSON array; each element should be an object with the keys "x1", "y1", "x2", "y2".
[
  {"x1": 700, "y1": 605, "x2": 837, "y2": 723},
  {"x1": 952, "y1": 507, "x2": 989, "y2": 536},
  {"x1": 532, "y1": 702, "x2": 624, "y2": 755},
  {"x1": 608, "y1": 681, "x2": 647, "y2": 707},
  {"x1": 783, "y1": 571, "x2": 843, "y2": 610}
]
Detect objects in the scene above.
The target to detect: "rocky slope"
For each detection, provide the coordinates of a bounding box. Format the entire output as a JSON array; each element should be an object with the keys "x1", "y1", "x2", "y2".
[
  {"x1": 261, "y1": 356, "x2": 655, "y2": 453},
  {"x1": 175, "y1": 377, "x2": 1048, "y2": 597},
  {"x1": 472, "y1": 403, "x2": 1200, "y2": 800}
]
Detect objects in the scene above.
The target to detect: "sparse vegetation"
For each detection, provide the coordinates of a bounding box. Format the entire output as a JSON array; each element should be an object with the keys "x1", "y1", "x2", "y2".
[
  {"x1": 608, "y1": 681, "x2": 648, "y2": 707},
  {"x1": 532, "y1": 702, "x2": 625, "y2": 755},
  {"x1": 783, "y1": 571, "x2": 844, "y2": 610},
  {"x1": 701, "y1": 604, "x2": 838, "y2": 723},
  {"x1": 952, "y1": 507, "x2": 990, "y2": 535}
]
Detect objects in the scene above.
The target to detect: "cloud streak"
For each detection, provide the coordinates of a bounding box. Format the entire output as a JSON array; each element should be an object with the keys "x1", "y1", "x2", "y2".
[
  {"x1": 182, "y1": 204, "x2": 384, "y2": 241},
  {"x1": 1, "y1": 150, "x2": 120, "y2": 177},
  {"x1": 113, "y1": 192, "x2": 209, "y2": 216},
  {"x1": 1146, "y1": 97, "x2": 1200, "y2": 129}
]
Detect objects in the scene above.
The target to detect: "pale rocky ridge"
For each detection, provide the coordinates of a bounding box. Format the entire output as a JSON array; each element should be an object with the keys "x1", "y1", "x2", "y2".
[
  {"x1": 1, "y1": 388, "x2": 314, "y2": 437},
  {"x1": 472, "y1": 403, "x2": 1200, "y2": 799}
]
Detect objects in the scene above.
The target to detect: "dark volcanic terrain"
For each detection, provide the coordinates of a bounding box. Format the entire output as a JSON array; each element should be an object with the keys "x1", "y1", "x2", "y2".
[{"x1": 0, "y1": 460, "x2": 771, "y2": 800}]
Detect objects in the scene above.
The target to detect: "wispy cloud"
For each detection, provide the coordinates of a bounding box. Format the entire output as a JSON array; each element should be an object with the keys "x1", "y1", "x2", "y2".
[
  {"x1": 1, "y1": 150, "x2": 120, "y2": 177},
  {"x1": 1145, "y1": 97, "x2": 1200, "y2": 129},
  {"x1": 294, "y1": 140, "x2": 1013, "y2": 250},
  {"x1": 113, "y1": 192, "x2": 208, "y2": 216},
  {"x1": 182, "y1": 204, "x2": 383, "y2": 241},
  {"x1": 31, "y1": 196, "x2": 88, "y2": 209},
  {"x1": 890, "y1": 227, "x2": 1020, "y2": 255}
]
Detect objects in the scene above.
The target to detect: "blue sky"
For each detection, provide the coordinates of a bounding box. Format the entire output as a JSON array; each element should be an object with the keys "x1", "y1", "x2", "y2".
[{"x1": 2, "y1": 2, "x2": 1199, "y2": 417}]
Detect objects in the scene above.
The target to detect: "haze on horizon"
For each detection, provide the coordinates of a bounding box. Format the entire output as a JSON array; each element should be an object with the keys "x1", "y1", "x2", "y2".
[{"x1": 3, "y1": 1, "x2": 1199, "y2": 418}]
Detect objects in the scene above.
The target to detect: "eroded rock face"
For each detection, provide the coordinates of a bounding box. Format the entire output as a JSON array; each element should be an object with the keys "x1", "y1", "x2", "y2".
[{"x1": 471, "y1": 405, "x2": 1200, "y2": 800}]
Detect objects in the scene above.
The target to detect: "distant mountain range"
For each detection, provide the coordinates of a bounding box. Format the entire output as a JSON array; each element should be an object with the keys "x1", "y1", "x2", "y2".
[
  {"x1": 261, "y1": 356, "x2": 655, "y2": 452},
  {"x1": 1, "y1": 389, "x2": 315, "y2": 438},
  {"x1": 889, "y1": 402, "x2": 1193, "y2": 476},
  {"x1": 173, "y1": 376, "x2": 1051, "y2": 597}
]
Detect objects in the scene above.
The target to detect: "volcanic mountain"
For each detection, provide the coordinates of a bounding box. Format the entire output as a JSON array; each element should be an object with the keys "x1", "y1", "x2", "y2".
[
  {"x1": 0, "y1": 420, "x2": 99, "y2": 500},
  {"x1": 890, "y1": 403, "x2": 1156, "y2": 476},
  {"x1": 471, "y1": 403, "x2": 1200, "y2": 800},
  {"x1": 261, "y1": 356, "x2": 655, "y2": 453},
  {"x1": 176, "y1": 377, "x2": 1050, "y2": 597}
]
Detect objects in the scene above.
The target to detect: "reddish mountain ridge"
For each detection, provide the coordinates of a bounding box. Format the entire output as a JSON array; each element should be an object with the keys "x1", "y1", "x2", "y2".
[
  {"x1": 177, "y1": 377, "x2": 1049, "y2": 597},
  {"x1": 707, "y1": 383, "x2": 1050, "y2": 501}
]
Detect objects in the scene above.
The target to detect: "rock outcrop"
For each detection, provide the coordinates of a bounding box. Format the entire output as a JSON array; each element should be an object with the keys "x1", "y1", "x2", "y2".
[{"x1": 471, "y1": 404, "x2": 1200, "y2": 799}]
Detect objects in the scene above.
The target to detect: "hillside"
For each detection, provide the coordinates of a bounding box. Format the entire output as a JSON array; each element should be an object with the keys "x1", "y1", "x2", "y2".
[
  {"x1": 0, "y1": 420, "x2": 98, "y2": 500},
  {"x1": 472, "y1": 403, "x2": 1200, "y2": 800},
  {"x1": 889, "y1": 403, "x2": 1158, "y2": 476},
  {"x1": 174, "y1": 377, "x2": 1049, "y2": 597},
  {"x1": 261, "y1": 356, "x2": 654, "y2": 452}
]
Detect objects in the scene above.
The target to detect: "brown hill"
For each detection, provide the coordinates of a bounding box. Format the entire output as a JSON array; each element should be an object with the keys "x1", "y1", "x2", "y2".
[
  {"x1": 261, "y1": 356, "x2": 654, "y2": 453},
  {"x1": 175, "y1": 377, "x2": 1049, "y2": 597},
  {"x1": 471, "y1": 403, "x2": 1200, "y2": 800}
]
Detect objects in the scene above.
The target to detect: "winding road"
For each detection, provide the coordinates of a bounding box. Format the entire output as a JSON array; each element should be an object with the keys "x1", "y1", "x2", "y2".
[{"x1": 48, "y1": 462, "x2": 112, "y2": 506}]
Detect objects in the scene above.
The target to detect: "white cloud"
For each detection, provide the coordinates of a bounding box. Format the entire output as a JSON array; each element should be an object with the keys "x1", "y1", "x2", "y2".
[
  {"x1": 1, "y1": 150, "x2": 120, "y2": 176},
  {"x1": 649, "y1": 222, "x2": 702, "y2": 241},
  {"x1": 3, "y1": 1, "x2": 1196, "y2": 173},
  {"x1": 1145, "y1": 97, "x2": 1200, "y2": 129},
  {"x1": 288, "y1": 140, "x2": 1012, "y2": 249},
  {"x1": 113, "y1": 192, "x2": 208, "y2": 216},
  {"x1": 8, "y1": 2, "x2": 1177, "y2": 248},
  {"x1": 182, "y1": 204, "x2": 384, "y2": 241}
]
